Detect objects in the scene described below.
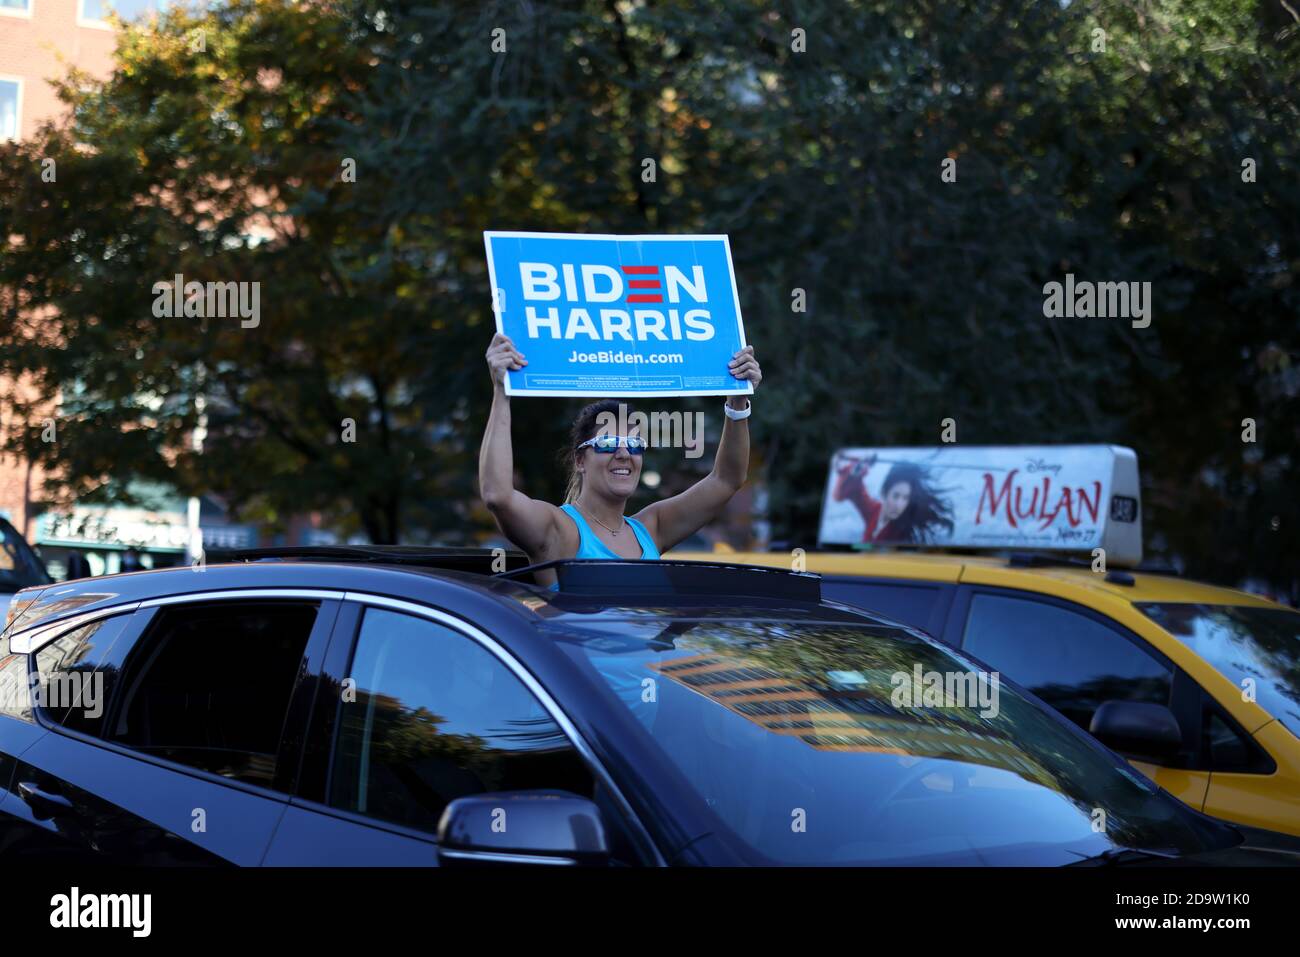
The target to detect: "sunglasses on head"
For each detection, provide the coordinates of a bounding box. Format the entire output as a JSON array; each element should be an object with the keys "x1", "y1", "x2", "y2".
[{"x1": 577, "y1": 434, "x2": 647, "y2": 454}]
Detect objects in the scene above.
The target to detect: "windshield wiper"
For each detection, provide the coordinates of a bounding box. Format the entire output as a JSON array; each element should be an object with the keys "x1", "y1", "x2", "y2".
[{"x1": 1064, "y1": 845, "x2": 1183, "y2": 866}]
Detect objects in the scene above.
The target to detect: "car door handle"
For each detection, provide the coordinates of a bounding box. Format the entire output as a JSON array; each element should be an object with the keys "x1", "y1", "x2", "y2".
[{"x1": 17, "y1": 781, "x2": 74, "y2": 818}]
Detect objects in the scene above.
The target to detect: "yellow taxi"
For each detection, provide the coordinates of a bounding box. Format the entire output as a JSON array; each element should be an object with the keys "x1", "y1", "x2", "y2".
[{"x1": 672, "y1": 444, "x2": 1300, "y2": 837}]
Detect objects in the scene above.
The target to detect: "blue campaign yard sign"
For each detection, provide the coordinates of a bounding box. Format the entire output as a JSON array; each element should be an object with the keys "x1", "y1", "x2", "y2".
[{"x1": 484, "y1": 231, "x2": 753, "y2": 397}]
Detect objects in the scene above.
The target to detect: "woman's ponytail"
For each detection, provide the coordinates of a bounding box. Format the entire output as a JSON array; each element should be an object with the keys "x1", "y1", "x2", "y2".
[{"x1": 558, "y1": 398, "x2": 630, "y2": 504}]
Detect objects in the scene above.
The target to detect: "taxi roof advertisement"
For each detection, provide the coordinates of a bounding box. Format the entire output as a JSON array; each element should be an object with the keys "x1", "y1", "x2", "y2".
[{"x1": 819, "y1": 445, "x2": 1143, "y2": 566}]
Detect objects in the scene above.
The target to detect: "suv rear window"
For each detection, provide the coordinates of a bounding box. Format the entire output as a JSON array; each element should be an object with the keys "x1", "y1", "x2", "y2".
[{"x1": 104, "y1": 602, "x2": 318, "y2": 789}]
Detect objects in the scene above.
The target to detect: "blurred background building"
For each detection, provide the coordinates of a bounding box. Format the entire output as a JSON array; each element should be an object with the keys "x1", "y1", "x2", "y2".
[
  {"x1": 0, "y1": 0, "x2": 288, "y2": 577},
  {"x1": 1, "y1": 0, "x2": 121, "y2": 575}
]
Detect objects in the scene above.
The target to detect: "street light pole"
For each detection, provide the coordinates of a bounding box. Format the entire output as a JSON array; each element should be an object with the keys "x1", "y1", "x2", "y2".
[{"x1": 186, "y1": 390, "x2": 207, "y2": 569}]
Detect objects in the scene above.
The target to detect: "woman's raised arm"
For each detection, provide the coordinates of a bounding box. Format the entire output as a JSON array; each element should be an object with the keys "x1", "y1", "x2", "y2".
[{"x1": 479, "y1": 333, "x2": 562, "y2": 557}]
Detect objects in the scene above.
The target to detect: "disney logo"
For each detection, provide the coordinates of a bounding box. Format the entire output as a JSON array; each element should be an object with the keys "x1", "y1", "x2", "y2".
[{"x1": 1025, "y1": 457, "x2": 1062, "y2": 476}]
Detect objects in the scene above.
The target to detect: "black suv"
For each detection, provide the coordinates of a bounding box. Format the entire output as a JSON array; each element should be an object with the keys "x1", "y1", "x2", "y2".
[{"x1": 1, "y1": 549, "x2": 1296, "y2": 866}]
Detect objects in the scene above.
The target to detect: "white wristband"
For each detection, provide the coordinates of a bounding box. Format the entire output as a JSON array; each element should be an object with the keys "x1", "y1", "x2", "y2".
[{"x1": 724, "y1": 399, "x2": 752, "y2": 421}]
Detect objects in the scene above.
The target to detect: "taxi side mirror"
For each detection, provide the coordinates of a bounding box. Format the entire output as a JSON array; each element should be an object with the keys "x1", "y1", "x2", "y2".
[{"x1": 1089, "y1": 700, "x2": 1183, "y2": 762}]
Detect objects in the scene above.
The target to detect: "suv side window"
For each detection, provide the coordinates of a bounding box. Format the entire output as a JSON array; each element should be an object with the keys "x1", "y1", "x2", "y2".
[
  {"x1": 103, "y1": 601, "x2": 319, "y2": 789},
  {"x1": 329, "y1": 607, "x2": 593, "y2": 835},
  {"x1": 0, "y1": 634, "x2": 32, "y2": 722},
  {"x1": 961, "y1": 592, "x2": 1172, "y2": 734},
  {"x1": 33, "y1": 614, "x2": 133, "y2": 736}
]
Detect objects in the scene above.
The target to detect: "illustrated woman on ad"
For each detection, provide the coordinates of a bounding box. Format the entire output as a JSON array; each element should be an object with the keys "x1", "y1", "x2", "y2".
[{"x1": 832, "y1": 454, "x2": 955, "y2": 544}]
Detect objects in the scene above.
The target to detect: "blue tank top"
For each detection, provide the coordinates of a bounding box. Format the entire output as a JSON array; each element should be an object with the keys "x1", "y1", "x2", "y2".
[
  {"x1": 560, "y1": 503, "x2": 660, "y2": 560},
  {"x1": 548, "y1": 504, "x2": 660, "y2": 590}
]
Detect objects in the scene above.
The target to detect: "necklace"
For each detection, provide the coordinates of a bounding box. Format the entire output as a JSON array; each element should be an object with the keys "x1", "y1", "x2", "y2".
[{"x1": 577, "y1": 503, "x2": 626, "y2": 536}]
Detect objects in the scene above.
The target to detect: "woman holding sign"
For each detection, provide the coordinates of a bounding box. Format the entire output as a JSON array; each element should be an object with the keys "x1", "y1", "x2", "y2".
[{"x1": 479, "y1": 332, "x2": 761, "y2": 589}]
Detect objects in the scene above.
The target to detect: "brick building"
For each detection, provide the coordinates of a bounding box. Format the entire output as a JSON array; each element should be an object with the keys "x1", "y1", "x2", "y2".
[
  {"x1": 1, "y1": 0, "x2": 119, "y2": 548},
  {"x1": 0, "y1": 0, "x2": 124, "y2": 142}
]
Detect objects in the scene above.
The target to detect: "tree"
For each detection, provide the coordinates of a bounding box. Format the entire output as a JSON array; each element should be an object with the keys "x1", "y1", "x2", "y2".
[{"x1": 0, "y1": 0, "x2": 472, "y2": 543}]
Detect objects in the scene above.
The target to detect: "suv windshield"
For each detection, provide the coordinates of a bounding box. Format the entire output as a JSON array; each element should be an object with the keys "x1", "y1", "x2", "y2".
[
  {"x1": 548, "y1": 613, "x2": 1237, "y2": 865},
  {"x1": 0, "y1": 519, "x2": 50, "y2": 592},
  {"x1": 1138, "y1": 602, "x2": 1300, "y2": 737}
]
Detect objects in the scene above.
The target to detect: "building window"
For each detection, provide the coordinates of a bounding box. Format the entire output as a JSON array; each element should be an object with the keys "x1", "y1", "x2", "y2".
[
  {"x1": 80, "y1": 0, "x2": 164, "y2": 23},
  {"x1": 0, "y1": 0, "x2": 33, "y2": 18},
  {"x1": 0, "y1": 80, "x2": 20, "y2": 142}
]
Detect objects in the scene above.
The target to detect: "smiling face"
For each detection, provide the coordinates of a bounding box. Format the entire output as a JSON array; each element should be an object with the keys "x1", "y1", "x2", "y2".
[
  {"x1": 881, "y1": 480, "x2": 912, "y2": 522},
  {"x1": 577, "y1": 427, "x2": 643, "y2": 501}
]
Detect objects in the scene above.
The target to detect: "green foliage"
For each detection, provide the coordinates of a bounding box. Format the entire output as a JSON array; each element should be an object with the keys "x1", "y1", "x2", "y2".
[{"x1": 0, "y1": 0, "x2": 466, "y2": 542}]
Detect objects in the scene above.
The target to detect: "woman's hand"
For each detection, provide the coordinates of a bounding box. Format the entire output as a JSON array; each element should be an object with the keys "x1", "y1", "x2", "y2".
[
  {"x1": 727, "y1": 345, "x2": 761, "y2": 408},
  {"x1": 486, "y1": 332, "x2": 527, "y2": 390}
]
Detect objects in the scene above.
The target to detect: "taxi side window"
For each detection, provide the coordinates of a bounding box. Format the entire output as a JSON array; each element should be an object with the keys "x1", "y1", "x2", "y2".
[
  {"x1": 961, "y1": 592, "x2": 1172, "y2": 735},
  {"x1": 1202, "y1": 706, "x2": 1272, "y2": 773},
  {"x1": 821, "y1": 579, "x2": 945, "y2": 635},
  {"x1": 1204, "y1": 711, "x2": 1250, "y2": 770}
]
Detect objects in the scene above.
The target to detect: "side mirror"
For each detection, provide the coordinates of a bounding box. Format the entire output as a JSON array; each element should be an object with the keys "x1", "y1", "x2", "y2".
[
  {"x1": 436, "y1": 790, "x2": 610, "y2": 867},
  {"x1": 1090, "y1": 700, "x2": 1183, "y2": 762}
]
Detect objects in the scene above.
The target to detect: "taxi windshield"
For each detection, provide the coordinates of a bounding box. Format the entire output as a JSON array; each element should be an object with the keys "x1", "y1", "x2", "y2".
[
  {"x1": 547, "y1": 614, "x2": 1237, "y2": 865},
  {"x1": 1138, "y1": 603, "x2": 1300, "y2": 736}
]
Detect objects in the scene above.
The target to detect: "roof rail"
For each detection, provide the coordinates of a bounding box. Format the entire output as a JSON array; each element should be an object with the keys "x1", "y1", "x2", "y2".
[
  {"x1": 1135, "y1": 560, "x2": 1182, "y2": 577},
  {"x1": 207, "y1": 545, "x2": 532, "y2": 575},
  {"x1": 497, "y1": 558, "x2": 823, "y2": 602},
  {"x1": 1005, "y1": 552, "x2": 1095, "y2": 570}
]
